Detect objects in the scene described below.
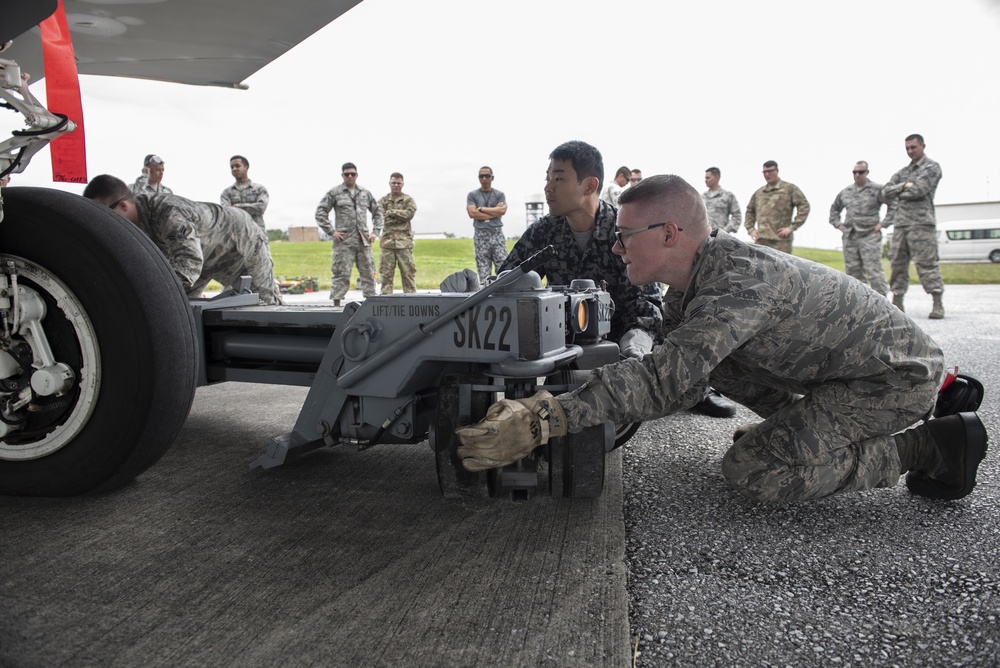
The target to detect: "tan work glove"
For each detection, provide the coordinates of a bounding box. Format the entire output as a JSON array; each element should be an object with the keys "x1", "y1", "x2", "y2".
[{"x1": 454, "y1": 391, "x2": 568, "y2": 472}]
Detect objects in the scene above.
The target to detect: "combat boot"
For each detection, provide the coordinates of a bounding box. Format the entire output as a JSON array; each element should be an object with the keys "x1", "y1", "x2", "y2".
[
  {"x1": 892, "y1": 293, "x2": 905, "y2": 312},
  {"x1": 896, "y1": 413, "x2": 988, "y2": 500},
  {"x1": 929, "y1": 293, "x2": 944, "y2": 319}
]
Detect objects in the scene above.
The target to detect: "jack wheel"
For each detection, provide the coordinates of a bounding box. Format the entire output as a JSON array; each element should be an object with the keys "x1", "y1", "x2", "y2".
[{"x1": 430, "y1": 373, "x2": 492, "y2": 498}]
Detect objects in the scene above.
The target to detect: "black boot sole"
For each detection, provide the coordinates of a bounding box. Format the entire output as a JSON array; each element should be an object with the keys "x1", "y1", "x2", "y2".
[
  {"x1": 906, "y1": 412, "x2": 989, "y2": 500},
  {"x1": 934, "y1": 373, "x2": 984, "y2": 418}
]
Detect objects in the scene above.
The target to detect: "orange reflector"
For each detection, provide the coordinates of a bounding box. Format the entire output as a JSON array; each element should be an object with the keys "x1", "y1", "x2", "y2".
[{"x1": 575, "y1": 299, "x2": 589, "y2": 333}]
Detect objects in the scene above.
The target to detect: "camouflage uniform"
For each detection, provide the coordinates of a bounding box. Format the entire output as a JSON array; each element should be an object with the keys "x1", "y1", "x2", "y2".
[
  {"x1": 316, "y1": 183, "x2": 384, "y2": 300},
  {"x1": 881, "y1": 156, "x2": 944, "y2": 297},
  {"x1": 129, "y1": 174, "x2": 173, "y2": 197},
  {"x1": 829, "y1": 181, "x2": 888, "y2": 295},
  {"x1": 557, "y1": 230, "x2": 944, "y2": 503},
  {"x1": 220, "y1": 180, "x2": 270, "y2": 231},
  {"x1": 744, "y1": 180, "x2": 810, "y2": 254},
  {"x1": 467, "y1": 188, "x2": 508, "y2": 281},
  {"x1": 702, "y1": 188, "x2": 742, "y2": 233},
  {"x1": 133, "y1": 193, "x2": 283, "y2": 305},
  {"x1": 377, "y1": 191, "x2": 418, "y2": 294},
  {"x1": 498, "y1": 200, "x2": 662, "y2": 342},
  {"x1": 600, "y1": 182, "x2": 623, "y2": 208}
]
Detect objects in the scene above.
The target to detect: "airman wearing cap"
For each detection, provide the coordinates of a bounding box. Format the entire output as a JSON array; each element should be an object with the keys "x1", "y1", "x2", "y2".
[{"x1": 130, "y1": 153, "x2": 173, "y2": 196}]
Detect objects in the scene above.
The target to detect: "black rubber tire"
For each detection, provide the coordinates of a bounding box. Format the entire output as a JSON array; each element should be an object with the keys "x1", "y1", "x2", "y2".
[
  {"x1": 431, "y1": 372, "x2": 491, "y2": 498},
  {"x1": 548, "y1": 424, "x2": 608, "y2": 498},
  {"x1": 613, "y1": 421, "x2": 642, "y2": 450},
  {"x1": 0, "y1": 187, "x2": 198, "y2": 496},
  {"x1": 990, "y1": 249, "x2": 1000, "y2": 264}
]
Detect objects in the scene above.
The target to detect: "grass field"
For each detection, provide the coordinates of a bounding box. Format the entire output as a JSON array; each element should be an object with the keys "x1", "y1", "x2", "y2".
[
  {"x1": 232, "y1": 239, "x2": 1000, "y2": 293},
  {"x1": 267, "y1": 239, "x2": 513, "y2": 291}
]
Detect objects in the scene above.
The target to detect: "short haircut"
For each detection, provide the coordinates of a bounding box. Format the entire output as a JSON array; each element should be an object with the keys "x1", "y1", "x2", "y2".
[
  {"x1": 706, "y1": 167, "x2": 721, "y2": 177},
  {"x1": 342, "y1": 162, "x2": 357, "y2": 172},
  {"x1": 905, "y1": 134, "x2": 925, "y2": 145},
  {"x1": 630, "y1": 168, "x2": 642, "y2": 175},
  {"x1": 763, "y1": 160, "x2": 778, "y2": 169},
  {"x1": 549, "y1": 140, "x2": 604, "y2": 194},
  {"x1": 617, "y1": 174, "x2": 706, "y2": 225},
  {"x1": 855, "y1": 160, "x2": 869, "y2": 170},
  {"x1": 230, "y1": 155, "x2": 249, "y2": 167},
  {"x1": 83, "y1": 174, "x2": 133, "y2": 204},
  {"x1": 615, "y1": 166, "x2": 630, "y2": 179},
  {"x1": 390, "y1": 172, "x2": 404, "y2": 180},
  {"x1": 479, "y1": 165, "x2": 493, "y2": 174}
]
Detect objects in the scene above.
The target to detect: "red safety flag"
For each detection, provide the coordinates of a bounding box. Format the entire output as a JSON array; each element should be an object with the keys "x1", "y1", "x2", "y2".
[{"x1": 39, "y1": 0, "x2": 87, "y2": 183}]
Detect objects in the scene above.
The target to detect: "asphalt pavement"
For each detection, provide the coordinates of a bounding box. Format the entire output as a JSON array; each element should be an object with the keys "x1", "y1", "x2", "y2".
[
  {"x1": 1, "y1": 284, "x2": 998, "y2": 667},
  {"x1": 624, "y1": 285, "x2": 1000, "y2": 667}
]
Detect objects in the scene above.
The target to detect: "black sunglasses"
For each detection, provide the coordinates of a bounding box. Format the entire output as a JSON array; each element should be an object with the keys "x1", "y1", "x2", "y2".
[
  {"x1": 479, "y1": 174, "x2": 493, "y2": 179},
  {"x1": 852, "y1": 170, "x2": 868, "y2": 175},
  {"x1": 343, "y1": 172, "x2": 358, "y2": 177}
]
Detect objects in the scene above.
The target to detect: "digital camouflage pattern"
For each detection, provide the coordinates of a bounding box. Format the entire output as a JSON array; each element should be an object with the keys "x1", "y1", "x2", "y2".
[
  {"x1": 744, "y1": 179, "x2": 810, "y2": 249},
  {"x1": 377, "y1": 191, "x2": 418, "y2": 294},
  {"x1": 557, "y1": 231, "x2": 944, "y2": 502},
  {"x1": 498, "y1": 200, "x2": 662, "y2": 342},
  {"x1": 129, "y1": 174, "x2": 172, "y2": 197},
  {"x1": 601, "y1": 181, "x2": 623, "y2": 208},
  {"x1": 330, "y1": 237, "x2": 377, "y2": 299},
  {"x1": 882, "y1": 155, "x2": 942, "y2": 229},
  {"x1": 315, "y1": 183, "x2": 384, "y2": 240},
  {"x1": 702, "y1": 188, "x2": 742, "y2": 233},
  {"x1": 829, "y1": 181, "x2": 888, "y2": 294},
  {"x1": 379, "y1": 247, "x2": 416, "y2": 294},
  {"x1": 882, "y1": 155, "x2": 944, "y2": 296},
  {"x1": 377, "y1": 192, "x2": 417, "y2": 249},
  {"x1": 220, "y1": 180, "x2": 270, "y2": 230},
  {"x1": 133, "y1": 193, "x2": 282, "y2": 305},
  {"x1": 473, "y1": 228, "x2": 509, "y2": 283},
  {"x1": 829, "y1": 181, "x2": 884, "y2": 234},
  {"x1": 887, "y1": 225, "x2": 944, "y2": 296},
  {"x1": 316, "y1": 183, "x2": 384, "y2": 300}
]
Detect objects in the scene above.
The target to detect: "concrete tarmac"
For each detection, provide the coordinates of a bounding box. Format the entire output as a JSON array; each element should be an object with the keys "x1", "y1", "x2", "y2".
[
  {"x1": 0, "y1": 379, "x2": 629, "y2": 667},
  {"x1": 1, "y1": 284, "x2": 997, "y2": 667}
]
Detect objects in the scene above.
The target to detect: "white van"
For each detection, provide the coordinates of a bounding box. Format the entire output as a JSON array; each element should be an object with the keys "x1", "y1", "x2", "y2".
[{"x1": 937, "y1": 220, "x2": 1000, "y2": 263}]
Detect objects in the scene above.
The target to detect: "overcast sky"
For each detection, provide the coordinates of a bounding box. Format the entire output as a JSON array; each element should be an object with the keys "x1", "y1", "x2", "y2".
[{"x1": 8, "y1": 0, "x2": 1000, "y2": 250}]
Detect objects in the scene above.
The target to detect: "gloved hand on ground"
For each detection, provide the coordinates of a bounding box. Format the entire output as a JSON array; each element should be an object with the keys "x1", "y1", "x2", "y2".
[{"x1": 455, "y1": 391, "x2": 568, "y2": 471}]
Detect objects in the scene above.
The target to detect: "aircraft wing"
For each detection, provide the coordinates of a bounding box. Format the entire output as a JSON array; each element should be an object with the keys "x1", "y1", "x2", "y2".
[{"x1": 1, "y1": 0, "x2": 364, "y2": 88}]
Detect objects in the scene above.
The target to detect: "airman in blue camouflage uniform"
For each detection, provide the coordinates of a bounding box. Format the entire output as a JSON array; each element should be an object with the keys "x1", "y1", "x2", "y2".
[
  {"x1": 702, "y1": 167, "x2": 741, "y2": 233},
  {"x1": 377, "y1": 172, "x2": 418, "y2": 294},
  {"x1": 220, "y1": 155, "x2": 269, "y2": 232},
  {"x1": 881, "y1": 134, "x2": 945, "y2": 319},
  {"x1": 315, "y1": 163, "x2": 384, "y2": 304},
  {"x1": 744, "y1": 160, "x2": 809, "y2": 254},
  {"x1": 600, "y1": 166, "x2": 630, "y2": 209},
  {"x1": 83, "y1": 174, "x2": 283, "y2": 305},
  {"x1": 456, "y1": 175, "x2": 988, "y2": 503},
  {"x1": 129, "y1": 154, "x2": 172, "y2": 197},
  {"x1": 829, "y1": 161, "x2": 888, "y2": 296},
  {"x1": 467, "y1": 166, "x2": 508, "y2": 282}
]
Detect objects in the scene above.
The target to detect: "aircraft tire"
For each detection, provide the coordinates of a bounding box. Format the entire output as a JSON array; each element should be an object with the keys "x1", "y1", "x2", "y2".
[{"x1": 0, "y1": 187, "x2": 197, "y2": 496}]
